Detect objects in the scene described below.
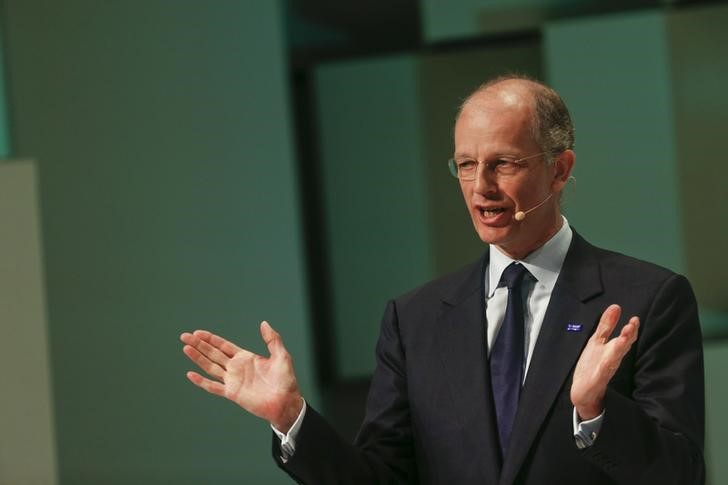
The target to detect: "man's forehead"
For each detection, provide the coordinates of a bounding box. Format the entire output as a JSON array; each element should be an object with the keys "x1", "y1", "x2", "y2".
[
  {"x1": 457, "y1": 92, "x2": 533, "y2": 134},
  {"x1": 463, "y1": 82, "x2": 533, "y2": 114},
  {"x1": 454, "y1": 83, "x2": 538, "y2": 155}
]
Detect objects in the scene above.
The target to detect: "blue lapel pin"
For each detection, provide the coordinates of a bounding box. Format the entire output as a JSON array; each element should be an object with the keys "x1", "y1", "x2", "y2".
[{"x1": 566, "y1": 323, "x2": 583, "y2": 332}]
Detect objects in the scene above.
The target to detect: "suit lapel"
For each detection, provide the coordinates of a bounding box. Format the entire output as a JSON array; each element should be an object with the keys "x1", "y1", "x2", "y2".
[
  {"x1": 435, "y1": 253, "x2": 502, "y2": 484},
  {"x1": 499, "y1": 232, "x2": 605, "y2": 485}
]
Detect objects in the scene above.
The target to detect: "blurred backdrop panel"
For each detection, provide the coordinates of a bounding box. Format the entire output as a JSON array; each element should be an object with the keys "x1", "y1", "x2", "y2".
[
  {"x1": 421, "y1": 0, "x2": 661, "y2": 43},
  {"x1": 2, "y1": 1, "x2": 314, "y2": 484},
  {"x1": 0, "y1": 29, "x2": 9, "y2": 157},
  {"x1": 666, "y1": 4, "x2": 728, "y2": 482},
  {"x1": 0, "y1": 160, "x2": 58, "y2": 485},
  {"x1": 545, "y1": 10, "x2": 684, "y2": 272},
  {"x1": 667, "y1": 3, "x2": 728, "y2": 321},
  {"x1": 315, "y1": 55, "x2": 433, "y2": 378},
  {"x1": 705, "y1": 341, "x2": 728, "y2": 483}
]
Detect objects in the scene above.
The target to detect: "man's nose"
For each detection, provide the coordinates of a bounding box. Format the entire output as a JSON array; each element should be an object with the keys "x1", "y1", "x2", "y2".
[{"x1": 473, "y1": 164, "x2": 498, "y2": 194}]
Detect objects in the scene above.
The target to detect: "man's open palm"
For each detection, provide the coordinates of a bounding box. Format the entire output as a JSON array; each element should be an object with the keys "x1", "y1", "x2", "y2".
[
  {"x1": 571, "y1": 304, "x2": 640, "y2": 420},
  {"x1": 180, "y1": 322, "x2": 303, "y2": 431}
]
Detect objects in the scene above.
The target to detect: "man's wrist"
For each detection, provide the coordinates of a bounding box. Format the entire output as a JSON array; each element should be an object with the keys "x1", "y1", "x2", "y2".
[
  {"x1": 573, "y1": 394, "x2": 604, "y2": 421},
  {"x1": 573, "y1": 407, "x2": 604, "y2": 449},
  {"x1": 271, "y1": 399, "x2": 307, "y2": 463},
  {"x1": 271, "y1": 394, "x2": 304, "y2": 433},
  {"x1": 575, "y1": 403, "x2": 604, "y2": 421}
]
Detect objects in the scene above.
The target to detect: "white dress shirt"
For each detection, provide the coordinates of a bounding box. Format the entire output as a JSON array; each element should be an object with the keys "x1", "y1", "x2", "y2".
[{"x1": 485, "y1": 217, "x2": 572, "y2": 377}]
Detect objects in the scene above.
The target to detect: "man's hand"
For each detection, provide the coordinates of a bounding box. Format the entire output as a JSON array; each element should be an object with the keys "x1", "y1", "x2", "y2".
[
  {"x1": 571, "y1": 304, "x2": 639, "y2": 420},
  {"x1": 180, "y1": 321, "x2": 303, "y2": 433}
]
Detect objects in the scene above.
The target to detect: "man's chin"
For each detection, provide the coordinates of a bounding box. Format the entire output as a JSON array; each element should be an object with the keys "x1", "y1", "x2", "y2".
[{"x1": 474, "y1": 224, "x2": 513, "y2": 246}]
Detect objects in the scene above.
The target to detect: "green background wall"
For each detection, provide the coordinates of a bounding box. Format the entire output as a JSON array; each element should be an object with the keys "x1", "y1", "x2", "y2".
[
  {"x1": 315, "y1": 56, "x2": 432, "y2": 378},
  {"x1": 668, "y1": 3, "x2": 728, "y2": 315},
  {"x1": 2, "y1": 1, "x2": 314, "y2": 483},
  {"x1": 545, "y1": 10, "x2": 684, "y2": 272},
  {"x1": 0, "y1": 23, "x2": 9, "y2": 158}
]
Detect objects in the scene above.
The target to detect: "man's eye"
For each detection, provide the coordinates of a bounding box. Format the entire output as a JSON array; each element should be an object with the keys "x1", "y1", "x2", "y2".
[
  {"x1": 458, "y1": 160, "x2": 477, "y2": 170},
  {"x1": 492, "y1": 159, "x2": 519, "y2": 173}
]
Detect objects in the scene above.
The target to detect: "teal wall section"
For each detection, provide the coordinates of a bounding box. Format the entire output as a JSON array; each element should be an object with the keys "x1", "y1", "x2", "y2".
[
  {"x1": 315, "y1": 56, "x2": 433, "y2": 378},
  {"x1": 705, "y1": 342, "x2": 728, "y2": 485},
  {"x1": 0, "y1": 26, "x2": 10, "y2": 158},
  {"x1": 3, "y1": 1, "x2": 313, "y2": 483},
  {"x1": 667, "y1": 3, "x2": 728, "y2": 315},
  {"x1": 421, "y1": 0, "x2": 631, "y2": 43},
  {"x1": 545, "y1": 10, "x2": 684, "y2": 272},
  {"x1": 421, "y1": 0, "x2": 565, "y2": 42}
]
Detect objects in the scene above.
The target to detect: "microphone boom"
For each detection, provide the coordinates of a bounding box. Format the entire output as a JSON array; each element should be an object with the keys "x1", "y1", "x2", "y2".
[{"x1": 514, "y1": 193, "x2": 553, "y2": 221}]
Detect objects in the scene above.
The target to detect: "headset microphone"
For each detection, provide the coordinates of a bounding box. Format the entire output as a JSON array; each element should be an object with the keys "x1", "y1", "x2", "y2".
[{"x1": 514, "y1": 193, "x2": 553, "y2": 221}]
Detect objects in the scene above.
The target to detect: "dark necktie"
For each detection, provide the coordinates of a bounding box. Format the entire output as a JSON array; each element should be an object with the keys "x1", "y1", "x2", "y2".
[{"x1": 490, "y1": 262, "x2": 528, "y2": 458}]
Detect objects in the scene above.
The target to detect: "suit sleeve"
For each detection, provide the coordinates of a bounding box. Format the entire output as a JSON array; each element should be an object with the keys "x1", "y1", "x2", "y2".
[
  {"x1": 580, "y1": 274, "x2": 705, "y2": 484},
  {"x1": 273, "y1": 300, "x2": 417, "y2": 484}
]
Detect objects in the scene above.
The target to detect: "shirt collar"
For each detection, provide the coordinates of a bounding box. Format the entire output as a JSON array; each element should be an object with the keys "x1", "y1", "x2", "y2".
[{"x1": 487, "y1": 216, "x2": 573, "y2": 297}]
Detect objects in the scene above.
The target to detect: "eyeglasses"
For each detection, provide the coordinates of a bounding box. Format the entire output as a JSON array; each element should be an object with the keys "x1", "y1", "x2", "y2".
[{"x1": 447, "y1": 152, "x2": 547, "y2": 181}]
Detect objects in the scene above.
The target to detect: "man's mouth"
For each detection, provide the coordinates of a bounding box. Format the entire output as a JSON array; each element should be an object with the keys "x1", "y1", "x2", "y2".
[{"x1": 480, "y1": 207, "x2": 507, "y2": 217}]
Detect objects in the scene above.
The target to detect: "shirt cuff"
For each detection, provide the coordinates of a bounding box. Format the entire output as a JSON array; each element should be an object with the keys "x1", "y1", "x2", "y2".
[
  {"x1": 572, "y1": 407, "x2": 604, "y2": 449},
  {"x1": 271, "y1": 398, "x2": 307, "y2": 463}
]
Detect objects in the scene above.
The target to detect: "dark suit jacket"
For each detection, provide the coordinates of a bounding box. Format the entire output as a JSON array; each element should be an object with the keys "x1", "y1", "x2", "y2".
[{"x1": 276, "y1": 231, "x2": 705, "y2": 484}]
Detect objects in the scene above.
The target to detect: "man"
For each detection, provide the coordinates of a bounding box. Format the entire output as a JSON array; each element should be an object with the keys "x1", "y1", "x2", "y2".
[{"x1": 180, "y1": 76, "x2": 704, "y2": 484}]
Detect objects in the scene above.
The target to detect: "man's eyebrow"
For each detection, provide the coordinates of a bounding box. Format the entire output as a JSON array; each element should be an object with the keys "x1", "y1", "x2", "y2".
[{"x1": 452, "y1": 153, "x2": 518, "y2": 159}]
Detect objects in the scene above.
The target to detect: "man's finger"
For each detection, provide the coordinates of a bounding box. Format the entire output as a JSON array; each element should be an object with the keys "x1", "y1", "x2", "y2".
[
  {"x1": 616, "y1": 317, "x2": 640, "y2": 357},
  {"x1": 629, "y1": 317, "x2": 640, "y2": 342},
  {"x1": 183, "y1": 345, "x2": 226, "y2": 379},
  {"x1": 192, "y1": 330, "x2": 243, "y2": 358},
  {"x1": 180, "y1": 331, "x2": 197, "y2": 345},
  {"x1": 195, "y1": 338, "x2": 231, "y2": 367},
  {"x1": 595, "y1": 304, "x2": 622, "y2": 341},
  {"x1": 260, "y1": 321, "x2": 286, "y2": 357},
  {"x1": 186, "y1": 371, "x2": 226, "y2": 398}
]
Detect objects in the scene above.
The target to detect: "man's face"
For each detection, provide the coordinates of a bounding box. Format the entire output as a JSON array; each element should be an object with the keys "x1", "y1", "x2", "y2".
[{"x1": 454, "y1": 89, "x2": 569, "y2": 259}]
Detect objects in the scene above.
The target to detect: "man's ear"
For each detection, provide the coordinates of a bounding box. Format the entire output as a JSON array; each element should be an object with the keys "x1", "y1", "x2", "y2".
[{"x1": 551, "y1": 150, "x2": 575, "y2": 193}]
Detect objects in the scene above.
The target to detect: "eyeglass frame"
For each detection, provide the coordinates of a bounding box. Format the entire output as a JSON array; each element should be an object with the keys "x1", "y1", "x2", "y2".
[{"x1": 447, "y1": 152, "x2": 549, "y2": 181}]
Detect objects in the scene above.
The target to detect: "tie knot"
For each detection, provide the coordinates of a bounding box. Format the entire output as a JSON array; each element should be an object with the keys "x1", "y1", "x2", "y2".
[{"x1": 500, "y1": 262, "x2": 528, "y2": 289}]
